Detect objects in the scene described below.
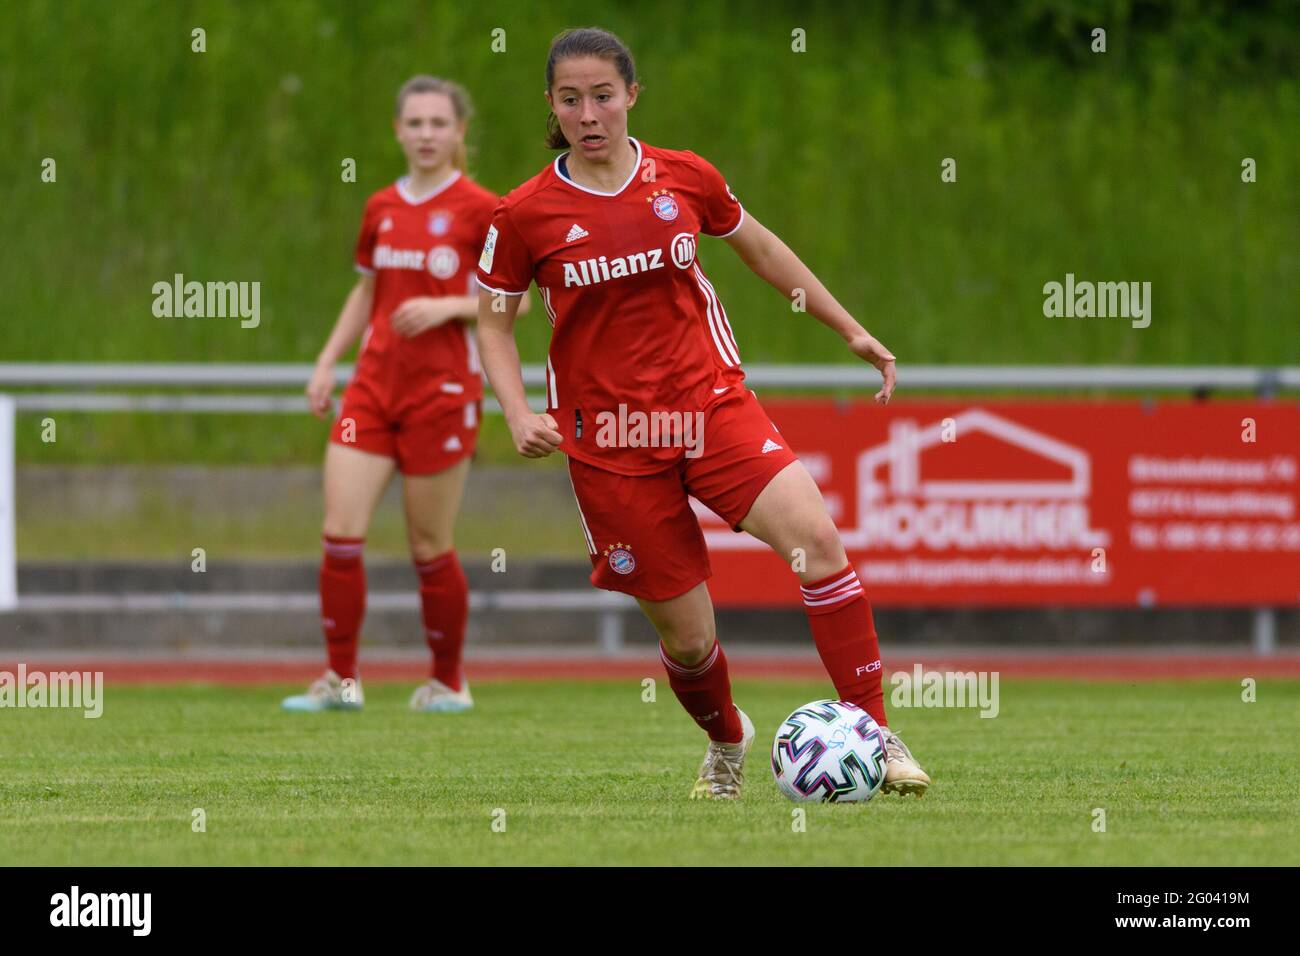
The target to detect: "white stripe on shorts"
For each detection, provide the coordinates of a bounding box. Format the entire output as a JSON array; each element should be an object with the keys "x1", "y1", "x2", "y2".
[{"x1": 566, "y1": 463, "x2": 597, "y2": 555}]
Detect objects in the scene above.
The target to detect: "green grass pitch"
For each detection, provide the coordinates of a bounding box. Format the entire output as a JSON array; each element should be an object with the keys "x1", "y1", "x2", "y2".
[{"x1": 2, "y1": 680, "x2": 1297, "y2": 866}]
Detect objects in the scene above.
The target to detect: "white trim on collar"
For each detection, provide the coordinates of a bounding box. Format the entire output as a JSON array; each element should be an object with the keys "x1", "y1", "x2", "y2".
[
  {"x1": 396, "y1": 169, "x2": 462, "y2": 205},
  {"x1": 553, "y1": 137, "x2": 643, "y2": 197}
]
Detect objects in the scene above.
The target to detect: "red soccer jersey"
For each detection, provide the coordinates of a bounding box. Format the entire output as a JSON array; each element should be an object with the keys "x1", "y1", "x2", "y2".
[
  {"x1": 354, "y1": 171, "x2": 498, "y2": 400},
  {"x1": 476, "y1": 139, "x2": 747, "y2": 475}
]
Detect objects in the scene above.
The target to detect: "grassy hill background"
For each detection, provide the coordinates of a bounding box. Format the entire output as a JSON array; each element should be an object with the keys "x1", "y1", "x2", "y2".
[{"x1": 2, "y1": 0, "x2": 1297, "y2": 464}]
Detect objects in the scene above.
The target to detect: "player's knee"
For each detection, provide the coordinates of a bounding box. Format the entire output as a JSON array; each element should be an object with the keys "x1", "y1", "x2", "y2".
[
  {"x1": 408, "y1": 529, "x2": 452, "y2": 565},
  {"x1": 410, "y1": 544, "x2": 450, "y2": 565},
  {"x1": 659, "y1": 630, "x2": 715, "y2": 666},
  {"x1": 322, "y1": 516, "x2": 367, "y2": 540},
  {"x1": 801, "y1": 519, "x2": 846, "y2": 569}
]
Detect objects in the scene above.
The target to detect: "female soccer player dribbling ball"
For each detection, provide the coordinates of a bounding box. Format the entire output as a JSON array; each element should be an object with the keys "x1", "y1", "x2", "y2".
[
  {"x1": 283, "y1": 76, "x2": 524, "y2": 714},
  {"x1": 476, "y1": 29, "x2": 930, "y2": 798}
]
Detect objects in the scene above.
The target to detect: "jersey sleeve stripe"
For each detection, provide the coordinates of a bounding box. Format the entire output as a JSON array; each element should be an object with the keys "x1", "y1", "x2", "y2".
[
  {"x1": 695, "y1": 269, "x2": 738, "y2": 367},
  {"x1": 540, "y1": 286, "x2": 557, "y2": 329},
  {"x1": 462, "y1": 324, "x2": 482, "y2": 375},
  {"x1": 354, "y1": 263, "x2": 375, "y2": 275},
  {"x1": 702, "y1": 205, "x2": 746, "y2": 238},
  {"x1": 692, "y1": 264, "x2": 741, "y2": 366},
  {"x1": 566, "y1": 464, "x2": 597, "y2": 555},
  {"x1": 476, "y1": 279, "x2": 528, "y2": 296},
  {"x1": 693, "y1": 265, "x2": 742, "y2": 359}
]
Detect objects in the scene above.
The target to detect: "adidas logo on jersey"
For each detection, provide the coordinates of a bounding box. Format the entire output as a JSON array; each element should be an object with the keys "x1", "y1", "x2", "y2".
[
  {"x1": 378, "y1": 216, "x2": 394, "y2": 233},
  {"x1": 564, "y1": 223, "x2": 589, "y2": 242},
  {"x1": 761, "y1": 439, "x2": 783, "y2": 454},
  {"x1": 443, "y1": 435, "x2": 463, "y2": 452}
]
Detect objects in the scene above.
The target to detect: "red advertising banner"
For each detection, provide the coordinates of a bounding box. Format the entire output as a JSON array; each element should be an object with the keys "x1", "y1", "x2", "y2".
[{"x1": 698, "y1": 400, "x2": 1300, "y2": 607}]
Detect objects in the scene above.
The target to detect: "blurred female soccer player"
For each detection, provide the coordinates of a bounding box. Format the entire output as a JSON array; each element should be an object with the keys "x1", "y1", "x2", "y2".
[
  {"x1": 475, "y1": 28, "x2": 930, "y2": 799},
  {"x1": 283, "y1": 76, "x2": 525, "y2": 714}
]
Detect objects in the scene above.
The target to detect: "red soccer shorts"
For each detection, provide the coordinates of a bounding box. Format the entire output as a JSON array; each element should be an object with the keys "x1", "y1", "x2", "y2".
[
  {"x1": 330, "y1": 373, "x2": 480, "y2": 476},
  {"x1": 566, "y1": 388, "x2": 800, "y2": 602}
]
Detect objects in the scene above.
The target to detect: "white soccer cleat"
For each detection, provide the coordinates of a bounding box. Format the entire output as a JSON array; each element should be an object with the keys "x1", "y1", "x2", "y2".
[
  {"x1": 689, "y1": 707, "x2": 755, "y2": 800},
  {"x1": 409, "y1": 677, "x2": 474, "y2": 713},
  {"x1": 281, "y1": 669, "x2": 364, "y2": 712},
  {"x1": 880, "y1": 726, "x2": 930, "y2": 796}
]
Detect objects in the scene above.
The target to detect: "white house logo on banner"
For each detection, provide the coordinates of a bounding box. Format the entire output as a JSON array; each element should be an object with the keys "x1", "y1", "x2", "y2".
[{"x1": 848, "y1": 407, "x2": 1109, "y2": 552}]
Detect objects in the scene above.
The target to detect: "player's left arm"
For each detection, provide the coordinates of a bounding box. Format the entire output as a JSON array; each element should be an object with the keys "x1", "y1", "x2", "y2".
[
  {"x1": 390, "y1": 290, "x2": 530, "y2": 336},
  {"x1": 723, "y1": 215, "x2": 896, "y2": 404}
]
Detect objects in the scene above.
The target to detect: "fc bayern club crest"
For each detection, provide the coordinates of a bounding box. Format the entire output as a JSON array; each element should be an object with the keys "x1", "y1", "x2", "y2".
[
  {"x1": 428, "y1": 210, "x2": 452, "y2": 236},
  {"x1": 603, "y1": 542, "x2": 636, "y2": 575},
  {"x1": 647, "y1": 189, "x2": 679, "y2": 222}
]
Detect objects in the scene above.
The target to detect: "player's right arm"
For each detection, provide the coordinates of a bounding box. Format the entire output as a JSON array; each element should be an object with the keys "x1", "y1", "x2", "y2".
[
  {"x1": 476, "y1": 288, "x2": 562, "y2": 458},
  {"x1": 307, "y1": 272, "x2": 374, "y2": 419}
]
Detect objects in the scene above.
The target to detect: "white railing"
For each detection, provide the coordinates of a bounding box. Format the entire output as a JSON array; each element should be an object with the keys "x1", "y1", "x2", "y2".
[{"x1": 1, "y1": 362, "x2": 1297, "y2": 414}]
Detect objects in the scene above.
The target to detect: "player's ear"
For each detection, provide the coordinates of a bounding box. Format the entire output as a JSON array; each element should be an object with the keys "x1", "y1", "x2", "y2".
[{"x1": 625, "y1": 82, "x2": 639, "y2": 110}]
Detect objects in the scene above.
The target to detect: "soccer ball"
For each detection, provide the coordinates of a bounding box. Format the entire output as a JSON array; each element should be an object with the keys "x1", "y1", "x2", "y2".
[{"x1": 771, "y1": 699, "x2": 888, "y2": 803}]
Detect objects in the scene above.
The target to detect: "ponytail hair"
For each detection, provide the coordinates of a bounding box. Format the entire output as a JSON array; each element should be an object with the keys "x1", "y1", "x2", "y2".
[
  {"x1": 544, "y1": 27, "x2": 637, "y2": 150},
  {"x1": 395, "y1": 75, "x2": 473, "y2": 172}
]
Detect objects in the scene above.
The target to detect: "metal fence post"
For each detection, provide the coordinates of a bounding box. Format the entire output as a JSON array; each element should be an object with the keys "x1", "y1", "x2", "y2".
[
  {"x1": 1251, "y1": 607, "x2": 1277, "y2": 656},
  {"x1": 0, "y1": 394, "x2": 14, "y2": 611},
  {"x1": 598, "y1": 607, "x2": 625, "y2": 655}
]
